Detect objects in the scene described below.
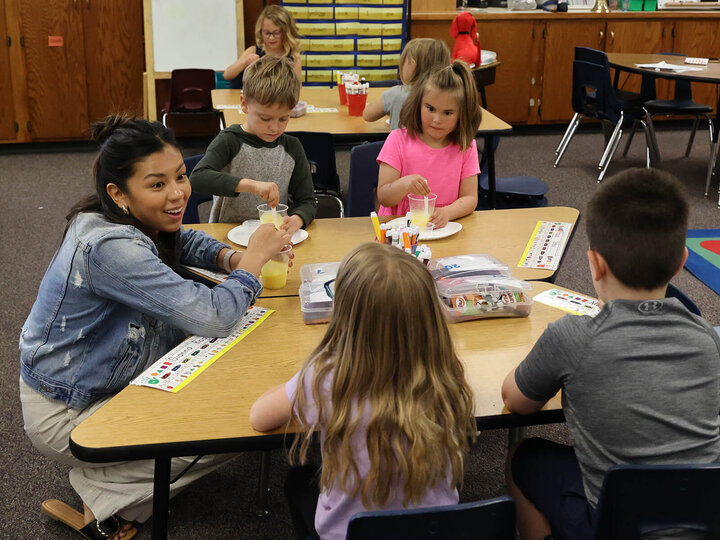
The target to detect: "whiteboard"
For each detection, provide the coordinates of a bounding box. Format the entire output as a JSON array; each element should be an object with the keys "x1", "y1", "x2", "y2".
[{"x1": 151, "y1": 0, "x2": 239, "y2": 72}]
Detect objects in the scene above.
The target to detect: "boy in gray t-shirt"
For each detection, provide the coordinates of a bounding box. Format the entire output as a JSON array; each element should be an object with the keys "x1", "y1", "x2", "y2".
[{"x1": 502, "y1": 168, "x2": 720, "y2": 540}]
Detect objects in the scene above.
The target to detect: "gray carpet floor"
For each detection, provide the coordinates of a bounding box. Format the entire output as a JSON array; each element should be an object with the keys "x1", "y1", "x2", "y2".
[{"x1": 1, "y1": 124, "x2": 719, "y2": 539}]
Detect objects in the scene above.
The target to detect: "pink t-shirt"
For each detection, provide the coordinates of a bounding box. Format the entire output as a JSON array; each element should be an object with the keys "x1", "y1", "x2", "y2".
[
  {"x1": 285, "y1": 366, "x2": 458, "y2": 540},
  {"x1": 376, "y1": 128, "x2": 480, "y2": 217}
]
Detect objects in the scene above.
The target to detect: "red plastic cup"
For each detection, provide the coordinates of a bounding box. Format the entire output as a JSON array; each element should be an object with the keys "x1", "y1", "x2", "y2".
[
  {"x1": 338, "y1": 83, "x2": 347, "y2": 105},
  {"x1": 347, "y1": 92, "x2": 367, "y2": 116}
]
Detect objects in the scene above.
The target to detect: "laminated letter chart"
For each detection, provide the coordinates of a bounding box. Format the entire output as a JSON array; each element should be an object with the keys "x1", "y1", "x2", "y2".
[
  {"x1": 518, "y1": 221, "x2": 572, "y2": 271},
  {"x1": 132, "y1": 306, "x2": 272, "y2": 393}
]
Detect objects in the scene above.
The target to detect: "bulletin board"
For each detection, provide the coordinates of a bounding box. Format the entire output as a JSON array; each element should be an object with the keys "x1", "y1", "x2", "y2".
[
  {"x1": 282, "y1": 0, "x2": 408, "y2": 86},
  {"x1": 142, "y1": 0, "x2": 245, "y2": 120}
]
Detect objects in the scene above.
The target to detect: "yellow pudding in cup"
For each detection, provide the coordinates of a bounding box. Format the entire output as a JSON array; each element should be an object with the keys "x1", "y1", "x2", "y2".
[
  {"x1": 257, "y1": 203, "x2": 288, "y2": 230},
  {"x1": 260, "y1": 244, "x2": 292, "y2": 290}
]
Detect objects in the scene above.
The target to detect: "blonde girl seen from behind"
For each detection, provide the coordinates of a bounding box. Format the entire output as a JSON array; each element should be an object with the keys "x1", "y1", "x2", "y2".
[
  {"x1": 250, "y1": 243, "x2": 476, "y2": 540},
  {"x1": 376, "y1": 60, "x2": 482, "y2": 228},
  {"x1": 223, "y1": 5, "x2": 302, "y2": 88},
  {"x1": 363, "y1": 38, "x2": 451, "y2": 130}
]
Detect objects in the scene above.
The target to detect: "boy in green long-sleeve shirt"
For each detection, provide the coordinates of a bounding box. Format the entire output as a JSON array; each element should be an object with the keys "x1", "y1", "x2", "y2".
[{"x1": 191, "y1": 55, "x2": 316, "y2": 234}]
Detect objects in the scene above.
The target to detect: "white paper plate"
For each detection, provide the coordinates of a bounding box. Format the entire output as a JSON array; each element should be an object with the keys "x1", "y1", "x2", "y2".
[
  {"x1": 227, "y1": 220, "x2": 309, "y2": 247},
  {"x1": 385, "y1": 218, "x2": 463, "y2": 240}
]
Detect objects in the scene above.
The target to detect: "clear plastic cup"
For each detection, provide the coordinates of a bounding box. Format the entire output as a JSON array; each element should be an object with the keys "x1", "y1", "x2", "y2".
[
  {"x1": 260, "y1": 244, "x2": 292, "y2": 289},
  {"x1": 407, "y1": 193, "x2": 437, "y2": 230},
  {"x1": 257, "y1": 203, "x2": 287, "y2": 229}
]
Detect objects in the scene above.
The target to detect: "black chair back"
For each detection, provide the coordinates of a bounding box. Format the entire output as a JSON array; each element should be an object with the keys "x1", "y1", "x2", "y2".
[
  {"x1": 347, "y1": 140, "x2": 384, "y2": 217},
  {"x1": 183, "y1": 154, "x2": 213, "y2": 224},
  {"x1": 288, "y1": 131, "x2": 342, "y2": 195},
  {"x1": 594, "y1": 464, "x2": 720, "y2": 539},
  {"x1": 347, "y1": 496, "x2": 516, "y2": 540},
  {"x1": 665, "y1": 283, "x2": 701, "y2": 316}
]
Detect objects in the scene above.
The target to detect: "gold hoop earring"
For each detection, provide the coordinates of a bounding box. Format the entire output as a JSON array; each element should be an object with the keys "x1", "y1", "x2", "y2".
[{"x1": 121, "y1": 205, "x2": 129, "y2": 215}]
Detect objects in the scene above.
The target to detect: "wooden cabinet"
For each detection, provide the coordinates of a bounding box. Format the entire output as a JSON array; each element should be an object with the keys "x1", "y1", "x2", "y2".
[
  {"x1": 540, "y1": 21, "x2": 605, "y2": 122},
  {"x1": 1, "y1": 0, "x2": 143, "y2": 143},
  {"x1": 673, "y1": 20, "x2": 720, "y2": 115},
  {"x1": 478, "y1": 20, "x2": 541, "y2": 123},
  {"x1": 411, "y1": 11, "x2": 720, "y2": 125},
  {"x1": 0, "y1": 0, "x2": 17, "y2": 140}
]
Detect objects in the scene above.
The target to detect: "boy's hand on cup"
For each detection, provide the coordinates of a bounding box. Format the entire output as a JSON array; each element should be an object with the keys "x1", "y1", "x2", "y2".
[
  {"x1": 250, "y1": 180, "x2": 280, "y2": 208},
  {"x1": 247, "y1": 223, "x2": 292, "y2": 262},
  {"x1": 281, "y1": 215, "x2": 303, "y2": 236},
  {"x1": 403, "y1": 174, "x2": 431, "y2": 196},
  {"x1": 430, "y1": 207, "x2": 451, "y2": 229}
]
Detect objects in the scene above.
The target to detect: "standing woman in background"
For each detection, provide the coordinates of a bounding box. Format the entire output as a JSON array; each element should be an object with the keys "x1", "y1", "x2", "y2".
[
  {"x1": 223, "y1": 5, "x2": 303, "y2": 89},
  {"x1": 19, "y1": 116, "x2": 289, "y2": 540}
]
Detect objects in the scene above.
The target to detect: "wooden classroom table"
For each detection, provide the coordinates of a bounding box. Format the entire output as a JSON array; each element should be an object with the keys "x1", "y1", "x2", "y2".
[
  {"x1": 211, "y1": 87, "x2": 514, "y2": 208},
  {"x1": 607, "y1": 52, "x2": 720, "y2": 203},
  {"x1": 187, "y1": 206, "x2": 580, "y2": 297},
  {"x1": 70, "y1": 279, "x2": 576, "y2": 538}
]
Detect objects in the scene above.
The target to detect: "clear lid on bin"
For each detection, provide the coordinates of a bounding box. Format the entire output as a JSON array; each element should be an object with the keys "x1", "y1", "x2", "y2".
[
  {"x1": 428, "y1": 254, "x2": 511, "y2": 280},
  {"x1": 299, "y1": 281, "x2": 335, "y2": 311},
  {"x1": 300, "y1": 262, "x2": 341, "y2": 283},
  {"x1": 436, "y1": 275, "x2": 532, "y2": 298}
]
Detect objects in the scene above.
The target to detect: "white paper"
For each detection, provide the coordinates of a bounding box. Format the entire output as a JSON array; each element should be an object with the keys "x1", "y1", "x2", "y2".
[{"x1": 634, "y1": 61, "x2": 703, "y2": 73}]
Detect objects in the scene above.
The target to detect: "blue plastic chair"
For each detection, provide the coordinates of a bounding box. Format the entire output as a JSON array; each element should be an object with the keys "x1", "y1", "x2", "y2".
[
  {"x1": 477, "y1": 136, "x2": 548, "y2": 210},
  {"x1": 554, "y1": 47, "x2": 657, "y2": 182},
  {"x1": 665, "y1": 283, "x2": 701, "y2": 316},
  {"x1": 369, "y1": 79, "x2": 401, "y2": 88},
  {"x1": 287, "y1": 131, "x2": 344, "y2": 218},
  {"x1": 347, "y1": 140, "x2": 385, "y2": 217},
  {"x1": 183, "y1": 154, "x2": 213, "y2": 224},
  {"x1": 346, "y1": 496, "x2": 516, "y2": 540},
  {"x1": 594, "y1": 464, "x2": 720, "y2": 539}
]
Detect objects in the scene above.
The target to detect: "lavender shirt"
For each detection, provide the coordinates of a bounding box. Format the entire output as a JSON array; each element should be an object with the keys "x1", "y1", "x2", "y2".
[{"x1": 286, "y1": 366, "x2": 458, "y2": 540}]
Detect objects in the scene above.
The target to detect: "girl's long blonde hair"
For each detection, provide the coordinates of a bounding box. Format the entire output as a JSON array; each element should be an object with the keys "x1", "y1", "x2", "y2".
[
  {"x1": 399, "y1": 38, "x2": 451, "y2": 85},
  {"x1": 255, "y1": 5, "x2": 301, "y2": 58},
  {"x1": 290, "y1": 243, "x2": 476, "y2": 508}
]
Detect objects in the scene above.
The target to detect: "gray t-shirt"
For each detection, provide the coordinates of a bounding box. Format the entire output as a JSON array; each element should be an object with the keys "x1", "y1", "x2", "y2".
[
  {"x1": 381, "y1": 85, "x2": 410, "y2": 131},
  {"x1": 516, "y1": 298, "x2": 720, "y2": 506}
]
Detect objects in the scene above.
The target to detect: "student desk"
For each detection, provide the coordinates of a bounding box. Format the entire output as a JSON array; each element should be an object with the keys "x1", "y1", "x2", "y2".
[
  {"x1": 211, "y1": 87, "x2": 514, "y2": 208},
  {"x1": 70, "y1": 279, "x2": 575, "y2": 539},
  {"x1": 607, "y1": 52, "x2": 720, "y2": 204},
  {"x1": 188, "y1": 206, "x2": 580, "y2": 297}
]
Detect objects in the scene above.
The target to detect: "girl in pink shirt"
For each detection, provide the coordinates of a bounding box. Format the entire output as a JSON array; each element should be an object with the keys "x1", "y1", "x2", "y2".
[
  {"x1": 376, "y1": 60, "x2": 482, "y2": 229},
  {"x1": 250, "y1": 243, "x2": 477, "y2": 540}
]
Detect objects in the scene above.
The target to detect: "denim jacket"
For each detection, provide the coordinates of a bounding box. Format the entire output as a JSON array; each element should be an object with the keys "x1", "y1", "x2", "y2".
[{"x1": 20, "y1": 212, "x2": 262, "y2": 409}]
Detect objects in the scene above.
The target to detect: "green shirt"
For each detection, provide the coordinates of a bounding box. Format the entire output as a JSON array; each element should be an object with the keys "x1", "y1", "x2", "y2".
[{"x1": 190, "y1": 125, "x2": 317, "y2": 226}]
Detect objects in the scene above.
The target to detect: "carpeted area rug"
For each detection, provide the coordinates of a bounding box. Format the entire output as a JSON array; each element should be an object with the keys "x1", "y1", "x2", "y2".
[{"x1": 686, "y1": 229, "x2": 720, "y2": 296}]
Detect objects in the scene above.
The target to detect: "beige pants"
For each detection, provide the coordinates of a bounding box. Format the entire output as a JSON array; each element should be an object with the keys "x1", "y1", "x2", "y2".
[{"x1": 20, "y1": 378, "x2": 237, "y2": 523}]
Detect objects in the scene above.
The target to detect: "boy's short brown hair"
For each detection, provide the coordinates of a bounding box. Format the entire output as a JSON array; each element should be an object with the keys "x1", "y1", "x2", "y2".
[
  {"x1": 242, "y1": 55, "x2": 300, "y2": 110},
  {"x1": 586, "y1": 168, "x2": 689, "y2": 290}
]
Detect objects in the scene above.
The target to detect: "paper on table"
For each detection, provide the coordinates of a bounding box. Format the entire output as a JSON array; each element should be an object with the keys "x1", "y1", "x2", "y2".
[
  {"x1": 215, "y1": 104, "x2": 244, "y2": 109},
  {"x1": 635, "y1": 61, "x2": 703, "y2": 73},
  {"x1": 306, "y1": 105, "x2": 339, "y2": 113}
]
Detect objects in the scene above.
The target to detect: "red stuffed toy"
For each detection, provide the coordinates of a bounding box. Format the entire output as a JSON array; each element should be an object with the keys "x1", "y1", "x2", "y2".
[{"x1": 449, "y1": 12, "x2": 482, "y2": 67}]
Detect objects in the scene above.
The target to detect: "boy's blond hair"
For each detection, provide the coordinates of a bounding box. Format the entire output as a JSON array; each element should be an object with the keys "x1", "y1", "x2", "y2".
[
  {"x1": 255, "y1": 5, "x2": 301, "y2": 58},
  {"x1": 290, "y1": 243, "x2": 476, "y2": 508},
  {"x1": 399, "y1": 38, "x2": 451, "y2": 85},
  {"x1": 242, "y1": 55, "x2": 300, "y2": 110}
]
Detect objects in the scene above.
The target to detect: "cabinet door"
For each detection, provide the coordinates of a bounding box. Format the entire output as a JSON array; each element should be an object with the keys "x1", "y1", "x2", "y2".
[
  {"x1": 540, "y1": 21, "x2": 605, "y2": 123},
  {"x1": 673, "y1": 20, "x2": 720, "y2": 114},
  {"x1": 476, "y1": 21, "x2": 540, "y2": 124},
  {"x1": 18, "y1": 0, "x2": 89, "y2": 139},
  {"x1": 0, "y1": 0, "x2": 18, "y2": 140},
  {"x1": 606, "y1": 21, "x2": 672, "y2": 99},
  {"x1": 82, "y1": 0, "x2": 144, "y2": 122}
]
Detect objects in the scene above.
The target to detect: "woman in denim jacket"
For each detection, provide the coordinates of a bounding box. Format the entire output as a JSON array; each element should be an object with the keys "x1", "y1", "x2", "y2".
[{"x1": 19, "y1": 116, "x2": 290, "y2": 540}]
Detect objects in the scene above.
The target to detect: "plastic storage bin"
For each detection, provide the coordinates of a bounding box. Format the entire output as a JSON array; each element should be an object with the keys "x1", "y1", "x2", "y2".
[
  {"x1": 299, "y1": 281, "x2": 335, "y2": 324},
  {"x1": 428, "y1": 253, "x2": 511, "y2": 281},
  {"x1": 435, "y1": 275, "x2": 533, "y2": 323},
  {"x1": 300, "y1": 262, "x2": 341, "y2": 283},
  {"x1": 299, "y1": 262, "x2": 340, "y2": 324}
]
